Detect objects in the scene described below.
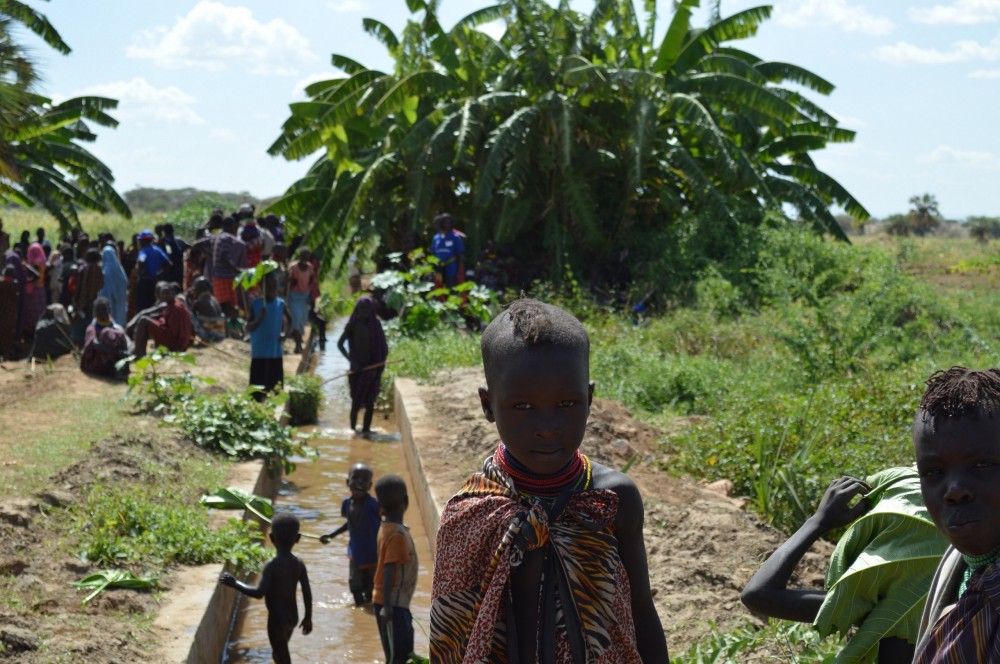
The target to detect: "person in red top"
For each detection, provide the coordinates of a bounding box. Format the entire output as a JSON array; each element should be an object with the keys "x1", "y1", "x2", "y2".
[{"x1": 127, "y1": 281, "x2": 194, "y2": 357}]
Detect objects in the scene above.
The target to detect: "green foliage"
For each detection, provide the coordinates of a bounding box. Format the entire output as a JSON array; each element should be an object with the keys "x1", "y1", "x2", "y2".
[
  {"x1": 675, "y1": 619, "x2": 842, "y2": 664},
  {"x1": 73, "y1": 570, "x2": 158, "y2": 605},
  {"x1": 814, "y1": 467, "x2": 948, "y2": 663},
  {"x1": 269, "y1": 0, "x2": 865, "y2": 284},
  {"x1": 199, "y1": 487, "x2": 274, "y2": 522},
  {"x1": 167, "y1": 389, "x2": 314, "y2": 476},
  {"x1": 235, "y1": 260, "x2": 279, "y2": 291},
  {"x1": 286, "y1": 374, "x2": 324, "y2": 425},
  {"x1": 162, "y1": 193, "x2": 239, "y2": 237},
  {"x1": 125, "y1": 187, "x2": 263, "y2": 215},
  {"x1": 75, "y1": 484, "x2": 269, "y2": 574},
  {"x1": 124, "y1": 347, "x2": 214, "y2": 412},
  {"x1": 370, "y1": 249, "x2": 497, "y2": 336}
]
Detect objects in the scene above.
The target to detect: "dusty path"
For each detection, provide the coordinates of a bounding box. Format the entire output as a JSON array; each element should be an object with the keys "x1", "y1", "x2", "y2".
[{"x1": 405, "y1": 367, "x2": 833, "y2": 654}]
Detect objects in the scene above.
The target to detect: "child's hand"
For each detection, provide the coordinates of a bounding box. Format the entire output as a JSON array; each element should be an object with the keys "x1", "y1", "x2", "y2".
[
  {"x1": 379, "y1": 605, "x2": 394, "y2": 621},
  {"x1": 319, "y1": 533, "x2": 335, "y2": 544},
  {"x1": 300, "y1": 616, "x2": 312, "y2": 635},
  {"x1": 219, "y1": 572, "x2": 236, "y2": 588},
  {"x1": 812, "y1": 476, "x2": 871, "y2": 532}
]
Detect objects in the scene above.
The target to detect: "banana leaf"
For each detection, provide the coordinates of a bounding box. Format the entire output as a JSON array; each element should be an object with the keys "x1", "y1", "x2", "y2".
[
  {"x1": 234, "y1": 260, "x2": 279, "y2": 291},
  {"x1": 813, "y1": 467, "x2": 949, "y2": 663},
  {"x1": 73, "y1": 569, "x2": 158, "y2": 604},
  {"x1": 199, "y1": 487, "x2": 274, "y2": 522}
]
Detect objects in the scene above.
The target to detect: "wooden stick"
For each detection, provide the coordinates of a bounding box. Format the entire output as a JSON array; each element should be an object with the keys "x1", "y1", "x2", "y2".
[{"x1": 321, "y1": 359, "x2": 404, "y2": 386}]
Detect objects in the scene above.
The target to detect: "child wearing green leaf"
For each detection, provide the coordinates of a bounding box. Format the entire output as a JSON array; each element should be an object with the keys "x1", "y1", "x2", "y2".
[
  {"x1": 742, "y1": 468, "x2": 948, "y2": 663},
  {"x1": 912, "y1": 367, "x2": 1000, "y2": 662},
  {"x1": 220, "y1": 513, "x2": 312, "y2": 664},
  {"x1": 247, "y1": 272, "x2": 291, "y2": 401}
]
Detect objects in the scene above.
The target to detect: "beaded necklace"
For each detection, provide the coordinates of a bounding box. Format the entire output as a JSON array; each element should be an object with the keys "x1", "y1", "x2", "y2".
[
  {"x1": 959, "y1": 545, "x2": 1000, "y2": 597},
  {"x1": 494, "y1": 443, "x2": 592, "y2": 502}
]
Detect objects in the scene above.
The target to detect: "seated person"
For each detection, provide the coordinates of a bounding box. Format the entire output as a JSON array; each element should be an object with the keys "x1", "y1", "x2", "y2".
[
  {"x1": 127, "y1": 281, "x2": 193, "y2": 357},
  {"x1": 187, "y1": 276, "x2": 226, "y2": 343},
  {"x1": 81, "y1": 297, "x2": 130, "y2": 379},
  {"x1": 31, "y1": 304, "x2": 74, "y2": 361}
]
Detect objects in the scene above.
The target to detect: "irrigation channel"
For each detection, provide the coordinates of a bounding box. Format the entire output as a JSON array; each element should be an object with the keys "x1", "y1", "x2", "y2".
[{"x1": 224, "y1": 318, "x2": 434, "y2": 663}]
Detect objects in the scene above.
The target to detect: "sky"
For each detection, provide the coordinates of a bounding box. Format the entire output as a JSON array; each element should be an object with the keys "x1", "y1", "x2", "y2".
[{"x1": 15, "y1": 0, "x2": 1000, "y2": 219}]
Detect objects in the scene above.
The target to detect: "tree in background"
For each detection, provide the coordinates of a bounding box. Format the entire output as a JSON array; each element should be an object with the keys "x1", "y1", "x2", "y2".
[
  {"x1": 907, "y1": 193, "x2": 940, "y2": 237},
  {"x1": 268, "y1": 0, "x2": 867, "y2": 289},
  {"x1": 0, "y1": 0, "x2": 130, "y2": 231}
]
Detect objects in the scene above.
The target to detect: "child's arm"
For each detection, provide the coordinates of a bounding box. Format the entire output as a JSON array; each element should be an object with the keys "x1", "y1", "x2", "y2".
[
  {"x1": 219, "y1": 562, "x2": 271, "y2": 600},
  {"x1": 246, "y1": 301, "x2": 266, "y2": 332},
  {"x1": 741, "y1": 476, "x2": 870, "y2": 622},
  {"x1": 337, "y1": 324, "x2": 351, "y2": 364},
  {"x1": 379, "y1": 563, "x2": 396, "y2": 620},
  {"x1": 299, "y1": 561, "x2": 313, "y2": 635},
  {"x1": 614, "y1": 477, "x2": 670, "y2": 662},
  {"x1": 319, "y1": 522, "x2": 349, "y2": 543}
]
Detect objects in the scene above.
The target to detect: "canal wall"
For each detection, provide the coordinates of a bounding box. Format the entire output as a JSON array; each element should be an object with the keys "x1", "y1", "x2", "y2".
[
  {"x1": 151, "y1": 335, "x2": 317, "y2": 664},
  {"x1": 393, "y1": 378, "x2": 446, "y2": 551}
]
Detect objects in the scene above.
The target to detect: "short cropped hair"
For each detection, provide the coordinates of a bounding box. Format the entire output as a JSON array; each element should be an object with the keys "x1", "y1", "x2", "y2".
[
  {"x1": 480, "y1": 297, "x2": 589, "y2": 386},
  {"x1": 270, "y1": 513, "x2": 300, "y2": 544},
  {"x1": 919, "y1": 366, "x2": 1000, "y2": 423},
  {"x1": 375, "y1": 474, "x2": 407, "y2": 511}
]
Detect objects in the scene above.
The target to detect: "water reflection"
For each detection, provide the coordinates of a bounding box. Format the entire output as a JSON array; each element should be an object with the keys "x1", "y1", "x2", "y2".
[{"x1": 224, "y1": 322, "x2": 434, "y2": 663}]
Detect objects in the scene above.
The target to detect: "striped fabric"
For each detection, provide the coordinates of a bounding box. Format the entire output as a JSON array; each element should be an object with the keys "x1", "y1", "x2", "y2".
[{"x1": 916, "y1": 562, "x2": 1000, "y2": 663}]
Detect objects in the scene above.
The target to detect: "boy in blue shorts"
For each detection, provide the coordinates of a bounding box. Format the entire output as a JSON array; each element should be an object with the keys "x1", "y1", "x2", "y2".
[
  {"x1": 247, "y1": 272, "x2": 290, "y2": 401},
  {"x1": 320, "y1": 463, "x2": 381, "y2": 606}
]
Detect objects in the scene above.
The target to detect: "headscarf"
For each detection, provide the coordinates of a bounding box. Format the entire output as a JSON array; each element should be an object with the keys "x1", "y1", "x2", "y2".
[
  {"x1": 98, "y1": 244, "x2": 128, "y2": 325},
  {"x1": 27, "y1": 242, "x2": 45, "y2": 271},
  {"x1": 349, "y1": 295, "x2": 387, "y2": 365},
  {"x1": 4, "y1": 251, "x2": 27, "y2": 337}
]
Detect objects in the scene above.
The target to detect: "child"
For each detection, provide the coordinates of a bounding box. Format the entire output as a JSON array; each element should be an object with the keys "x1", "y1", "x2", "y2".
[
  {"x1": 187, "y1": 276, "x2": 227, "y2": 343},
  {"x1": 912, "y1": 367, "x2": 1000, "y2": 661},
  {"x1": 430, "y1": 297, "x2": 669, "y2": 663},
  {"x1": 337, "y1": 296, "x2": 388, "y2": 435},
  {"x1": 287, "y1": 247, "x2": 314, "y2": 354},
  {"x1": 246, "y1": 271, "x2": 291, "y2": 401},
  {"x1": 220, "y1": 513, "x2": 313, "y2": 664},
  {"x1": 373, "y1": 474, "x2": 418, "y2": 664},
  {"x1": 320, "y1": 462, "x2": 381, "y2": 606}
]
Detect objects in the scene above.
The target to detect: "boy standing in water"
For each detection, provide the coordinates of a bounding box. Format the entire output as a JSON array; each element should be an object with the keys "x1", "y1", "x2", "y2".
[
  {"x1": 220, "y1": 513, "x2": 313, "y2": 664},
  {"x1": 374, "y1": 474, "x2": 418, "y2": 664},
  {"x1": 430, "y1": 297, "x2": 669, "y2": 663},
  {"x1": 912, "y1": 367, "x2": 1000, "y2": 661},
  {"x1": 320, "y1": 462, "x2": 381, "y2": 606}
]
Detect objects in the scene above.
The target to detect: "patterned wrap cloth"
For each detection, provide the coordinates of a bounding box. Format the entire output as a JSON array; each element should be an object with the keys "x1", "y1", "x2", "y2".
[
  {"x1": 430, "y1": 453, "x2": 642, "y2": 663},
  {"x1": 916, "y1": 558, "x2": 1000, "y2": 663}
]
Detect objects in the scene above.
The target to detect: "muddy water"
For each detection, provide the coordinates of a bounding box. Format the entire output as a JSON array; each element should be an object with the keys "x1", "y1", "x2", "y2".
[{"x1": 224, "y1": 322, "x2": 434, "y2": 663}]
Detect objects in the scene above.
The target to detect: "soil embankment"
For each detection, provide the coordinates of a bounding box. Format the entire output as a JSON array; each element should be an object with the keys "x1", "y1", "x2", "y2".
[{"x1": 0, "y1": 340, "x2": 298, "y2": 663}]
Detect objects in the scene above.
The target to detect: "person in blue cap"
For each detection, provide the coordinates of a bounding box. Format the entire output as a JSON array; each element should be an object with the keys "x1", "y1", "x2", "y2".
[{"x1": 135, "y1": 229, "x2": 171, "y2": 311}]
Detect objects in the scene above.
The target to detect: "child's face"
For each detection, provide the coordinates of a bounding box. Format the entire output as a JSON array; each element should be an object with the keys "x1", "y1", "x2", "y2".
[
  {"x1": 914, "y1": 410, "x2": 1000, "y2": 556},
  {"x1": 347, "y1": 470, "x2": 372, "y2": 497},
  {"x1": 479, "y1": 347, "x2": 594, "y2": 475}
]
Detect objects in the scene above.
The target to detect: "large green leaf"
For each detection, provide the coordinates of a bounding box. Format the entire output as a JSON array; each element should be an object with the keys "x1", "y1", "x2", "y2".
[
  {"x1": 813, "y1": 467, "x2": 949, "y2": 664},
  {"x1": 73, "y1": 569, "x2": 158, "y2": 604},
  {"x1": 199, "y1": 486, "x2": 274, "y2": 521}
]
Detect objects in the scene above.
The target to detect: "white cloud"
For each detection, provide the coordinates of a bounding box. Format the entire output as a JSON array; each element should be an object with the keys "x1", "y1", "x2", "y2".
[
  {"x1": 909, "y1": 0, "x2": 1000, "y2": 25},
  {"x1": 916, "y1": 145, "x2": 998, "y2": 165},
  {"x1": 830, "y1": 111, "x2": 868, "y2": 128},
  {"x1": 773, "y1": 0, "x2": 893, "y2": 35},
  {"x1": 874, "y1": 36, "x2": 1000, "y2": 64},
  {"x1": 327, "y1": 0, "x2": 366, "y2": 11},
  {"x1": 69, "y1": 77, "x2": 203, "y2": 126},
  {"x1": 210, "y1": 127, "x2": 236, "y2": 141},
  {"x1": 126, "y1": 1, "x2": 317, "y2": 76},
  {"x1": 969, "y1": 67, "x2": 1000, "y2": 77}
]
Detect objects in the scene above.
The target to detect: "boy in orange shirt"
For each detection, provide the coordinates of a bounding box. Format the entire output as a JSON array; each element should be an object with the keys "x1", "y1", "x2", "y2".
[{"x1": 373, "y1": 474, "x2": 418, "y2": 664}]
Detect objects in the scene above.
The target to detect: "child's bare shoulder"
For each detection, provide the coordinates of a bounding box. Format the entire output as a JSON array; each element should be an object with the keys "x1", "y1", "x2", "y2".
[{"x1": 590, "y1": 462, "x2": 643, "y2": 514}]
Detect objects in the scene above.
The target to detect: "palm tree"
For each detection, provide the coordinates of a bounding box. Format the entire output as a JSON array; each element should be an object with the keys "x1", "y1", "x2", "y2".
[
  {"x1": 907, "y1": 193, "x2": 940, "y2": 237},
  {"x1": 0, "y1": 1, "x2": 130, "y2": 230}
]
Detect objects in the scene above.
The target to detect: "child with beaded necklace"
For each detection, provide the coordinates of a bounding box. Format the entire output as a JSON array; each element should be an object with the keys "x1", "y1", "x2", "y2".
[{"x1": 429, "y1": 297, "x2": 668, "y2": 663}]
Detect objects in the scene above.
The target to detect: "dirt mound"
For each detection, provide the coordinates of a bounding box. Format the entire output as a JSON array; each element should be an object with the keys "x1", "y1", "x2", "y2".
[{"x1": 409, "y1": 367, "x2": 833, "y2": 653}]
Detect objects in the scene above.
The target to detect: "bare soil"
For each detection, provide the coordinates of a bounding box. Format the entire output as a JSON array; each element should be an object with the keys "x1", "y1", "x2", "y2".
[
  {"x1": 408, "y1": 367, "x2": 834, "y2": 655},
  {"x1": 0, "y1": 340, "x2": 300, "y2": 663}
]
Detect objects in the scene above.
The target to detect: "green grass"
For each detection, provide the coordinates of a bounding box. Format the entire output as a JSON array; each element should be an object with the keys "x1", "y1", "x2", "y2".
[{"x1": 2, "y1": 209, "x2": 163, "y2": 243}]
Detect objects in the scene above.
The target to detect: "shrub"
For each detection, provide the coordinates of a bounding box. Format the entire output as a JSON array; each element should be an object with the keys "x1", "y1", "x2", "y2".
[{"x1": 286, "y1": 374, "x2": 324, "y2": 425}]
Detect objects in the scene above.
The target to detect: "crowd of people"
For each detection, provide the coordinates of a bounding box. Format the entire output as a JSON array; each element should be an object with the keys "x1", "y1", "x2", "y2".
[{"x1": 0, "y1": 206, "x2": 324, "y2": 387}]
